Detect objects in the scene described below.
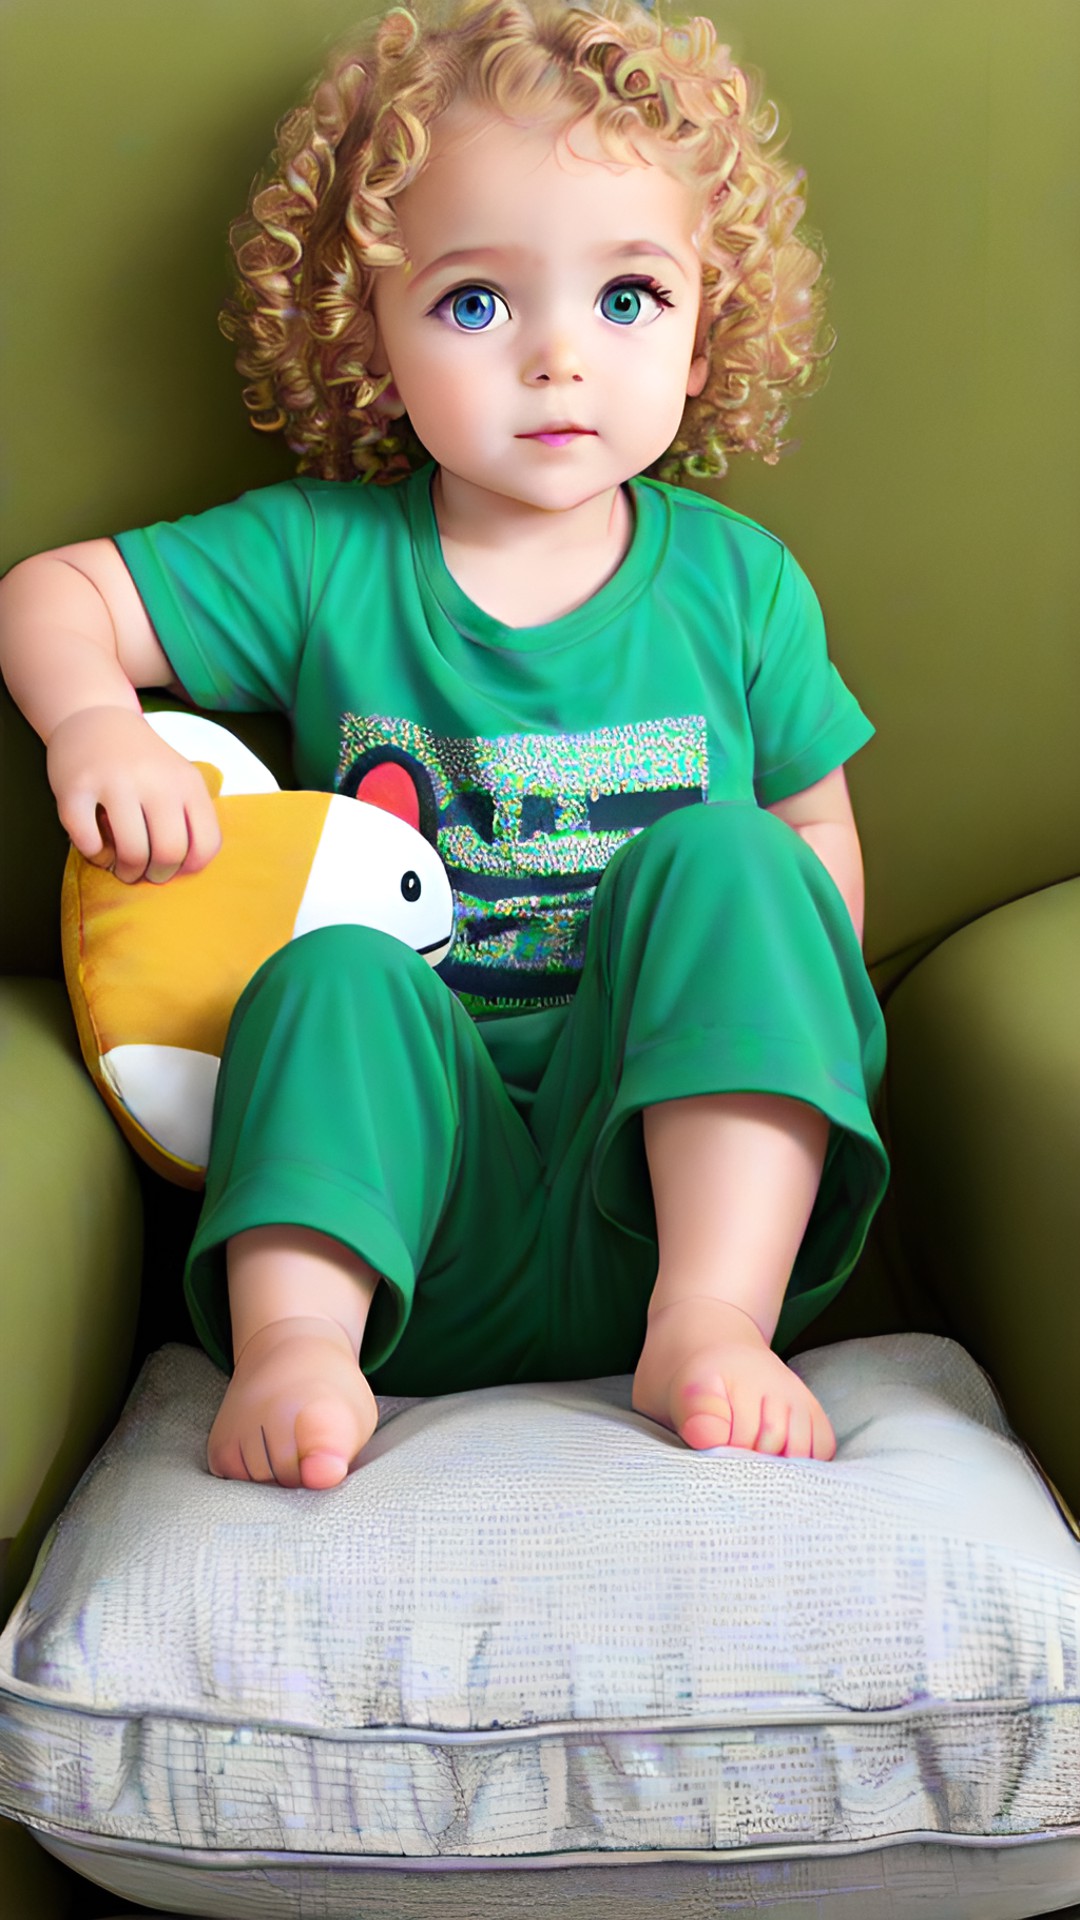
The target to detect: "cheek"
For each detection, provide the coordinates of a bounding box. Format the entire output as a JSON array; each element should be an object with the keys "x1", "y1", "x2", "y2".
[
  {"x1": 630, "y1": 337, "x2": 698, "y2": 409},
  {"x1": 398, "y1": 342, "x2": 487, "y2": 428}
]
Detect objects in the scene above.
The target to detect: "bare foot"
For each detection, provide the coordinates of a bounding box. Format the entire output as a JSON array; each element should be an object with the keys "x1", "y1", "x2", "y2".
[
  {"x1": 631, "y1": 1297, "x2": 836, "y2": 1460},
  {"x1": 207, "y1": 1315, "x2": 380, "y2": 1489}
]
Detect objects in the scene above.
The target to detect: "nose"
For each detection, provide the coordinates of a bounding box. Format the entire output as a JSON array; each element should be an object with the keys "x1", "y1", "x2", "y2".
[{"x1": 522, "y1": 325, "x2": 586, "y2": 386}]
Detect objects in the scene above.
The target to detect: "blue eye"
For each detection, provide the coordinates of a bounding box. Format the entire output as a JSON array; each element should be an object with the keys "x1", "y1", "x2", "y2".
[
  {"x1": 601, "y1": 285, "x2": 643, "y2": 324},
  {"x1": 598, "y1": 280, "x2": 673, "y2": 325},
  {"x1": 451, "y1": 289, "x2": 496, "y2": 329},
  {"x1": 436, "y1": 286, "x2": 510, "y2": 331}
]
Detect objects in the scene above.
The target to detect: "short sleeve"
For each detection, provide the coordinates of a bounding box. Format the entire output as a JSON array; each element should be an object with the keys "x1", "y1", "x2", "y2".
[
  {"x1": 746, "y1": 546, "x2": 874, "y2": 806},
  {"x1": 113, "y1": 482, "x2": 317, "y2": 714}
]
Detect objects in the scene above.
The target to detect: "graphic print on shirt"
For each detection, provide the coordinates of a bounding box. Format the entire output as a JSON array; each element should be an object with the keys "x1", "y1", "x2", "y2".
[{"x1": 337, "y1": 714, "x2": 708, "y2": 1016}]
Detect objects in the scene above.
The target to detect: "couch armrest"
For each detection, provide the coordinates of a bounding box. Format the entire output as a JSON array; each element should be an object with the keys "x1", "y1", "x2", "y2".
[
  {"x1": 883, "y1": 878, "x2": 1080, "y2": 1523},
  {"x1": 0, "y1": 978, "x2": 142, "y2": 1624}
]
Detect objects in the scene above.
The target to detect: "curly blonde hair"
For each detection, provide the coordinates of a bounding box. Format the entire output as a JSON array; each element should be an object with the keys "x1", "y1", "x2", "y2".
[{"x1": 220, "y1": 0, "x2": 832, "y2": 486}]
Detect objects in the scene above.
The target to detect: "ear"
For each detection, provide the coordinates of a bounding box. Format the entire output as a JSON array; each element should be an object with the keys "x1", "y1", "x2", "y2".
[
  {"x1": 143, "y1": 711, "x2": 280, "y2": 795},
  {"x1": 351, "y1": 759, "x2": 421, "y2": 832},
  {"x1": 339, "y1": 747, "x2": 439, "y2": 845},
  {"x1": 369, "y1": 374, "x2": 407, "y2": 421},
  {"x1": 367, "y1": 313, "x2": 408, "y2": 420},
  {"x1": 367, "y1": 311, "x2": 389, "y2": 378},
  {"x1": 686, "y1": 350, "x2": 709, "y2": 400}
]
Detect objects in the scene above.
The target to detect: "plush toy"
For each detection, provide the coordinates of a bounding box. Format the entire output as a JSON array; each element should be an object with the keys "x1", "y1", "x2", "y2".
[{"x1": 61, "y1": 711, "x2": 455, "y2": 1187}]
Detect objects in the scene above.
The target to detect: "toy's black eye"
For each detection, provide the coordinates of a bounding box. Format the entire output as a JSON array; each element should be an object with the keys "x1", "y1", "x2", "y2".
[{"x1": 401, "y1": 871, "x2": 421, "y2": 901}]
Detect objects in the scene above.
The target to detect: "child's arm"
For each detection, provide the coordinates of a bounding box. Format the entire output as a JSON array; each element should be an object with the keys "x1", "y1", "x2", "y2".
[
  {"x1": 0, "y1": 538, "x2": 221, "y2": 883},
  {"x1": 765, "y1": 766, "x2": 865, "y2": 945}
]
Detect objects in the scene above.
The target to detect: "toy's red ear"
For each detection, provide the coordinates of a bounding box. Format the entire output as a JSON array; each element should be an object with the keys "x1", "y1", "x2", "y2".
[{"x1": 352, "y1": 761, "x2": 420, "y2": 832}]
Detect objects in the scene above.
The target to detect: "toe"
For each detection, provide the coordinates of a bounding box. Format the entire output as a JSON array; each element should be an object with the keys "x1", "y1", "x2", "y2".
[
  {"x1": 295, "y1": 1397, "x2": 373, "y2": 1488},
  {"x1": 728, "y1": 1391, "x2": 767, "y2": 1453},
  {"x1": 754, "y1": 1395, "x2": 792, "y2": 1456},
  {"x1": 811, "y1": 1404, "x2": 837, "y2": 1461},
  {"x1": 674, "y1": 1377, "x2": 734, "y2": 1451},
  {"x1": 680, "y1": 1409, "x2": 734, "y2": 1450},
  {"x1": 238, "y1": 1434, "x2": 279, "y2": 1484},
  {"x1": 298, "y1": 1449, "x2": 350, "y2": 1490},
  {"x1": 207, "y1": 1429, "x2": 250, "y2": 1482},
  {"x1": 783, "y1": 1401, "x2": 814, "y2": 1458}
]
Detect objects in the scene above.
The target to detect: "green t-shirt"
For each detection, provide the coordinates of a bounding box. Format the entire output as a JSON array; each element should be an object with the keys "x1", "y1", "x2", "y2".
[{"x1": 115, "y1": 459, "x2": 873, "y2": 1021}]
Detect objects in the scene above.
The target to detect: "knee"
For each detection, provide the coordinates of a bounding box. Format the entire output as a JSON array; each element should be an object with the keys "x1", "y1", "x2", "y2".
[
  {"x1": 607, "y1": 799, "x2": 801, "y2": 892},
  {"x1": 243, "y1": 923, "x2": 435, "y2": 1006},
  {"x1": 664, "y1": 799, "x2": 792, "y2": 855}
]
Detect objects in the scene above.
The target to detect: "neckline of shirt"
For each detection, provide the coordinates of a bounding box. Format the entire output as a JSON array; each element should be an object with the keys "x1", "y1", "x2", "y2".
[{"x1": 406, "y1": 459, "x2": 668, "y2": 654}]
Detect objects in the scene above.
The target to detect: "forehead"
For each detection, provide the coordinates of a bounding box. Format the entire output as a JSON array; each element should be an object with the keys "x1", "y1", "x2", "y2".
[{"x1": 398, "y1": 101, "x2": 705, "y2": 238}]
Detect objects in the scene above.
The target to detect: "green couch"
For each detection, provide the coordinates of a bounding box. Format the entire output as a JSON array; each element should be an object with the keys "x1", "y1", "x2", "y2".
[{"x1": 2, "y1": 2, "x2": 1077, "y2": 1913}]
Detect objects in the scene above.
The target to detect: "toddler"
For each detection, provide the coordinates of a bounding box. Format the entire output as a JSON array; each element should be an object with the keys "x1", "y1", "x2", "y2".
[{"x1": 0, "y1": 0, "x2": 888, "y2": 1489}]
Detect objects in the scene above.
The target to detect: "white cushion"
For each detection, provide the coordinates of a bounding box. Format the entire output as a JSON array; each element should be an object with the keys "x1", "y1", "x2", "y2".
[{"x1": 1, "y1": 1334, "x2": 1078, "y2": 1920}]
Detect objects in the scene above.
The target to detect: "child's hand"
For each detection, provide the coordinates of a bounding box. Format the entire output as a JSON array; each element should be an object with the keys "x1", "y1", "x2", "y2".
[{"x1": 47, "y1": 705, "x2": 223, "y2": 884}]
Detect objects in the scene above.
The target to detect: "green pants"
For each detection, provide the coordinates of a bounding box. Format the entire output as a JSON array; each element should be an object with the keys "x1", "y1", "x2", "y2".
[{"x1": 185, "y1": 801, "x2": 889, "y2": 1392}]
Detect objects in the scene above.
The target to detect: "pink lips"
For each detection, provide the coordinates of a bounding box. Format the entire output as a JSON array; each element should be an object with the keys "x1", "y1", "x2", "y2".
[{"x1": 520, "y1": 428, "x2": 595, "y2": 447}]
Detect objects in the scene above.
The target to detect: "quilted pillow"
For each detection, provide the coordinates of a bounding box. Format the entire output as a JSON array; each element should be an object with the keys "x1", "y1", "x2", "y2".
[{"x1": 1, "y1": 1333, "x2": 1078, "y2": 1920}]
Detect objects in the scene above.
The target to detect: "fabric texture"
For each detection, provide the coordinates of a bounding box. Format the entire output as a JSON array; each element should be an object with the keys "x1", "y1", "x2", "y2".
[{"x1": 1, "y1": 1334, "x2": 1078, "y2": 1920}]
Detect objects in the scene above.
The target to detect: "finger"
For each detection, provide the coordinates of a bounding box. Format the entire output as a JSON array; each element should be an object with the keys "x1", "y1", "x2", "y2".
[
  {"x1": 141, "y1": 797, "x2": 197, "y2": 885},
  {"x1": 97, "y1": 795, "x2": 151, "y2": 883},
  {"x1": 755, "y1": 1394, "x2": 792, "y2": 1456},
  {"x1": 58, "y1": 792, "x2": 108, "y2": 861},
  {"x1": 178, "y1": 788, "x2": 223, "y2": 875}
]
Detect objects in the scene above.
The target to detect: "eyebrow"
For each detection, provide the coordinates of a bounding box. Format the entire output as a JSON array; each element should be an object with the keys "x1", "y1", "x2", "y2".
[{"x1": 410, "y1": 240, "x2": 683, "y2": 293}]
